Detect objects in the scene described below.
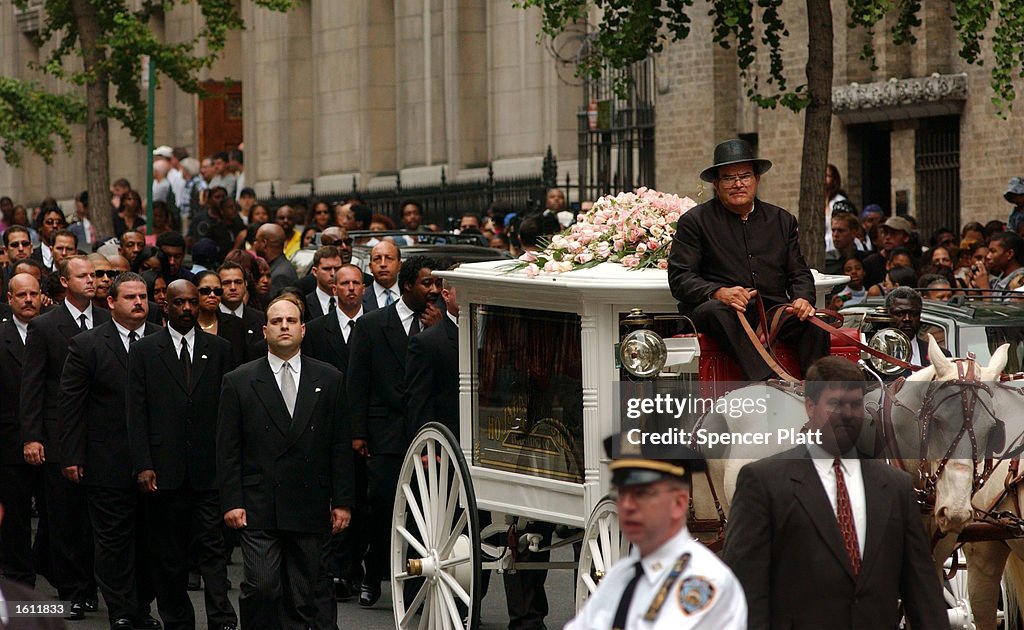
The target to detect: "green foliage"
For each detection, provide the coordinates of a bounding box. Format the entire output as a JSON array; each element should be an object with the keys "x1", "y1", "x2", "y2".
[
  {"x1": 951, "y1": 0, "x2": 1024, "y2": 111},
  {"x1": 0, "y1": 77, "x2": 85, "y2": 166},
  {"x1": 3, "y1": 0, "x2": 291, "y2": 166},
  {"x1": 521, "y1": 0, "x2": 1023, "y2": 113}
]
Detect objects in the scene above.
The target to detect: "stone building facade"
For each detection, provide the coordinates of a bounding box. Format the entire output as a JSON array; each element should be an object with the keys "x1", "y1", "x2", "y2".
[{"x1": 1, "y1": 0, "x2": 1022, "y2": 234}]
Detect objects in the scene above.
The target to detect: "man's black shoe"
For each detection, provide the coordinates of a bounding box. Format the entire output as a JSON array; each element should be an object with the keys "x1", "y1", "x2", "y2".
[
  {"x1": 334, "y1": 578, "x2": 354, "y2": 602},
  {"x1": 110, "y1": 619, "x2": 133, "y2": 630},
  {"x1": 132, "y1": 614, "x2": 163, "y2": 629},
  {"x1": 186, "y1": 572, "x2": 202, "y2": 591},
  {"x1": 83, "y1": 597, "x2": 99, "y2": 612},
  {"x1": 64, "y1": 601, "x2": 85, "y2": 621},
  {"x1": 358, "y1": 581, "x2": 381, "y2": 607}
]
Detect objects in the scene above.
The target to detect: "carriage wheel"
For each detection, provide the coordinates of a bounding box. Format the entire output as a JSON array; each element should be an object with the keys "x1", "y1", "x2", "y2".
[
  {"x1": 391, "y1": 423, "x2": 481, "y2": 629},
  {"x1": 575, "y1": 495, "x2": 629, "y2": 611}
]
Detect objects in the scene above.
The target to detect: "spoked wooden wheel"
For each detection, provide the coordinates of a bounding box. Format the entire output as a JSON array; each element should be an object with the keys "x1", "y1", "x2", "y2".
[
  {"x1": 392, "y1": 423, "x2": 481, "y2": 629},
  {"x1": 575, "y1": 495, "x2": 629, "y2": 611}
]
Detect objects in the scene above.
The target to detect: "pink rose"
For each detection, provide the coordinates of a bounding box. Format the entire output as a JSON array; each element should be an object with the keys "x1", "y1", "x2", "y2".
[
  {"x1": 519, "y1": 251, "x2": 537, "y2": 263},
  {"x1": 525, "y1": 263, "x2": 540, "y2": 277},
  {"x1": 622, "y1": 255, "x2": 640, "y2": 268},
  {"x1": 657, "y1": 259, "x2": 668, "y2": 270}
]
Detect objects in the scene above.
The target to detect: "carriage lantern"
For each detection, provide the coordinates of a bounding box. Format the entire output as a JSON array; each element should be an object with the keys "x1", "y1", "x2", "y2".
[{"x1": 858, "y1": 306, "x2": 914, "y2": 376}]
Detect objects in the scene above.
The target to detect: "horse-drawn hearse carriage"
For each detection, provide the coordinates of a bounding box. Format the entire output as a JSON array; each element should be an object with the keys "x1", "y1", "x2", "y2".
[{"x1": 390, "y1": 256, "x2": 1024, "y2": 630}]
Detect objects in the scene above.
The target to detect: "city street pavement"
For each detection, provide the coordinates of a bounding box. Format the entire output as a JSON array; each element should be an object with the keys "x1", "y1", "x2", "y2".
[{"x1": 34, "y1": 541, "x2": 578, "y2": 629}]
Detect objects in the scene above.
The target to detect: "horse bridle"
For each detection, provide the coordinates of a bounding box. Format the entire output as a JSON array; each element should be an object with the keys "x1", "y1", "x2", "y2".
[{"x1": 887, "y1": 354, "x2": 1002, "y2": 498}]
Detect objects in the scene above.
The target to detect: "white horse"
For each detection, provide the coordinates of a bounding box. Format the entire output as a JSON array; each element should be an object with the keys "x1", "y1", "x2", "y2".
[{"x1": 689, "y1": 336, "x2": 1016, "y2": 628}]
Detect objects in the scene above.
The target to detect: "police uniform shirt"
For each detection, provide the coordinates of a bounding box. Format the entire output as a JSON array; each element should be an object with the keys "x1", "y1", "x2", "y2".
[{"x1": 565, "y1": 526, "x2": 747, "y2": 630}]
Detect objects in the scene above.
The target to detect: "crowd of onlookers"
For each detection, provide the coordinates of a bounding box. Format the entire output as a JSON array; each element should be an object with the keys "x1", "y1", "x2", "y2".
[{"x1": 823, "y1": 165, "x2": 1024, "y2": 309}]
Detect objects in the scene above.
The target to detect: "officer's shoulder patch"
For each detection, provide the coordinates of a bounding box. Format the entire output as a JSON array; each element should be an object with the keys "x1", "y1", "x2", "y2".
[{"x1": 677, "y1": 575, "x2": 715, "y2": 615}]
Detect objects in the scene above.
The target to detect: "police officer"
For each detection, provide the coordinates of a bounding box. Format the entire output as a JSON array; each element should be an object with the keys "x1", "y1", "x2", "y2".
[{"x1": 566, "y1": 437, "x2": 746, "y2": 630}]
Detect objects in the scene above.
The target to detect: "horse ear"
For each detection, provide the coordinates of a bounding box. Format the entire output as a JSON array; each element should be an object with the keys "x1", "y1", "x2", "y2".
[
  {"x1": 984, "y1": 343, "x2": 1010, "y2": 379},
  {"x1": 928, "y1": 334, "x2": 952, "y2": 376}
]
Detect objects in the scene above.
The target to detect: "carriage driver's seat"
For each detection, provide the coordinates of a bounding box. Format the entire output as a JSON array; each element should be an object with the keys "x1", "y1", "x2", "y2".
[{"x1": 688, "y1": 327, "x2": 862, "y2": 397}]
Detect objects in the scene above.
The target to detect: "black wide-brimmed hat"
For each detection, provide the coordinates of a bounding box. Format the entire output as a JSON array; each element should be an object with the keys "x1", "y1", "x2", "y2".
[
  {"x1": 603, "y1": 434, "x2": 707, "y2": 487},
  {"x1": 699, "y1": 138, "x2": 773, "y2": 183}
]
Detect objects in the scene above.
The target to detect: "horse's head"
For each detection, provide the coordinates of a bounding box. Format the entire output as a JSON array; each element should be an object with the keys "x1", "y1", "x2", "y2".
[{"x1": 897, "y1": 335, "x2": 1009, "y2": 535}]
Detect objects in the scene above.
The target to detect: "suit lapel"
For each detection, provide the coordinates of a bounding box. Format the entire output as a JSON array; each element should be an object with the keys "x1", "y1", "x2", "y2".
[
  {"x1": 856, "y1": 460, "x2": 893, "y2": 584},
  {"x1": 102, "y1": 323, "x2": 128, "y2": 367},
  {"x1": 323, "y1": 311, "x2": 347, "y2": 357},
  {"x1": 156, "y1": 331, "x2": 188, "y2": 393},
  {"x1": 251, "y1": 359, "x2": 291, "y2": 436},
  {"x1": 190, "y1": 332, "x2": 212, "y2": 392},
  {"x1": 283, "y1": 358, "x2": 321, "y2": 448},
  {"x1": 56, "y1": 306, "x2": 81, "y2": 341},
  {"x1": 1, "y1": 323, "x2": 23, "y2": 367},
  {"x1": 791, "y1": 457, "x2": 858, "y2": 580},
  {"x1": 383, "y1": 304, "x2": 408, "y2": 364}
]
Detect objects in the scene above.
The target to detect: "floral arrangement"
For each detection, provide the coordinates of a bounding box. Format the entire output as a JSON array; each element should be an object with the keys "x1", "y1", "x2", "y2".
[{"x1": 515, "y1": 187, "x2": 696, "y2": 277}]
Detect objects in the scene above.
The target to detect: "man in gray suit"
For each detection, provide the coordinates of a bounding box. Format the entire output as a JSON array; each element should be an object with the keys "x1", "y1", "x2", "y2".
[{"x1": 723, "y1": 356, "x2": 946, "y2": 629}]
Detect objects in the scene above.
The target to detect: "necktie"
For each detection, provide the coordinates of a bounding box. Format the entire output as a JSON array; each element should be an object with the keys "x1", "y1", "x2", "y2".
[
  {"x1": 408, "y1": 313, "x2": 421, "y2": 336},
  {"x1": 78, "y1": 313, "x2": 88, "y2": 332},
  {"x1": 344, "y1": 319, "x2": 354, "y2": 343},
  {"x1": 281, "y1": 361, "x2": 297, "y2": 418},
  {"x1": 328, "y1": 296, "x2": 336, "y2": 312},
  {"x1": 834, "y1": 458, "x2": 861, "y2": 577},
  {"x1": 612, "y1": 562, "x2": 644, "y2": 630},
  {"x1": 384, "y1": 290, "x2": 395, "y2": 306},
  {"x1": 128, "y1": 331, "x2": 139, "y2": 346},
  {"x1": 180, "y1": 338, "x2": 192, "y2": 386}
]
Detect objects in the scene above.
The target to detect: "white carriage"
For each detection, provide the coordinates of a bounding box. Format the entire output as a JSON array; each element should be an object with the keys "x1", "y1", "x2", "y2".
[{"x1": 387, "y1": 259, "x2": 849, "y2": 629}]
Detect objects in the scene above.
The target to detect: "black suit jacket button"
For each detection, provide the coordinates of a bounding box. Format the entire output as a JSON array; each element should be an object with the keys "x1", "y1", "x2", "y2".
[{"x1": 265, "y1": 425, "x2": 270, "y2": 431}]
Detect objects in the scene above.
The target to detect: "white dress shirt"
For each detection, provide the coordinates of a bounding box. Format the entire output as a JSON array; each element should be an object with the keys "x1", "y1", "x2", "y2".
[
  {"x1": 373, "y1": 281, "x2": 399, "y2": 308},
  {"x1": 113, "y1": 320, "x2": 145, "y2": 353},
  {"x1": 394, "y1": 297, "x2": 418, "y2": 336},
  {"x1": 220, "y1": 302, "x2": 245, "y2": 318},
  {"x1": 13, "y1": 316, "x2": 29, "y2": 344},
  {"x1": 65, "y1": 300, "x2": 95, "y2": 330},
  {"x1": 315, "y1": 286, "x2": 334, "y2": 314},
  {"x1": 808, "y1": 444, "x2": 866, "y2": 557},
  {"x1": 446, "y1": 310, "x2": 458, "y2": 327},
  {"x1": 267, "y1": 351, "x2": 302, "y2": 393},
  {"x1": 338, "y1": 307, "x2": 363, "y2": 343},
  {"x1": 168, "y1": 326, "x2": 196, "y2": 362}
]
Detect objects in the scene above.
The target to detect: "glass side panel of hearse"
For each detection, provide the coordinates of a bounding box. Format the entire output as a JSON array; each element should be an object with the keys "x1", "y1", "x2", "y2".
[{"x1": 469, "y1": 304, "x2": 584, "y2": 483}]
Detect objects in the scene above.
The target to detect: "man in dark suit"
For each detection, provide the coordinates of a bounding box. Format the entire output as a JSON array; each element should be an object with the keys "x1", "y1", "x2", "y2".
[
  {"x1": 302, "y1": 264, "x2": 365, "y2": 601},
  {"x1": 304, "y1": 246, "x2": 342, "y2": 322},
  {"x1": 59, "y1": 272, "x2": 161, "y2": 630},
  {"x1": 723, "y1": 356, "x2": 947, "y2": 629},
  {"x1": 218, "y1": 296, "x2": 352, "y2": 629},
  {"x1": 405, "y1": 274, "x2": 459, "y2": 437},
  {"x1": 347, "y1": 255, "x2": 440, "y2": 606},
  {"x1": 217, "y1": 261, "x2": 266, "y2": 332},
  {"x1": 31, "y1": 207, "x2": 66, "y2": 274},
  {"x1": 0, "y1": 503, "x2": 67, "y2": 630},
  {"x1": 252, "y1": 224, "x2": 297, "y2": 295},
  {"x1": 21, "y1": 256, "x2": 105, "y2": 620},
  {"x1": 886, "y1": 286, "x2": 951, "y2": 373},
  {"x1": 361, "y1": 240, "x2": 401, "y2": 313},
  {"x1": 0, "y1": 274, "x2": 43, "y2": 587},
  {"x1": 128, "y1": 279, "x2": 238, "y2": 630}
]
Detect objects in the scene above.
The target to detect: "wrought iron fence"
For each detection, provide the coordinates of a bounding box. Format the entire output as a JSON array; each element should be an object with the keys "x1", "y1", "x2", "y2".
[{"x1": 257, "y1": 152, "x2": 571, "y2": 230}]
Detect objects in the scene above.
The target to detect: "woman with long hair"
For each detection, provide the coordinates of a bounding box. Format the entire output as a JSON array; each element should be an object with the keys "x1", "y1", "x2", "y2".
[{"x1": 114, "y1": 190, "x2": 147, "y2": 238}]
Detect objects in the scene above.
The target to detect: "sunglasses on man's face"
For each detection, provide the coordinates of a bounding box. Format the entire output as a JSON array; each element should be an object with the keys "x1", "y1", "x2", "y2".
[
  {"x1": 198, "y1": 287, "x2": 224, "y2": 296},
  {"x1": 95, "y1": 270, "x2": 118, "y2": 279}
]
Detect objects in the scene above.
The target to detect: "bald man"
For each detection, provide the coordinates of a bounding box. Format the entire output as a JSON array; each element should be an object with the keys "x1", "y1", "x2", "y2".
[
  {"x1": 363, "y1": 241, "x2": 401, "y2": 313},
  {"x1": 0, "y1": 274, "x2": 44, "y2": 588},
  {"x1": 254, "y1": 223, "x2": 297, "y2": 295}
]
